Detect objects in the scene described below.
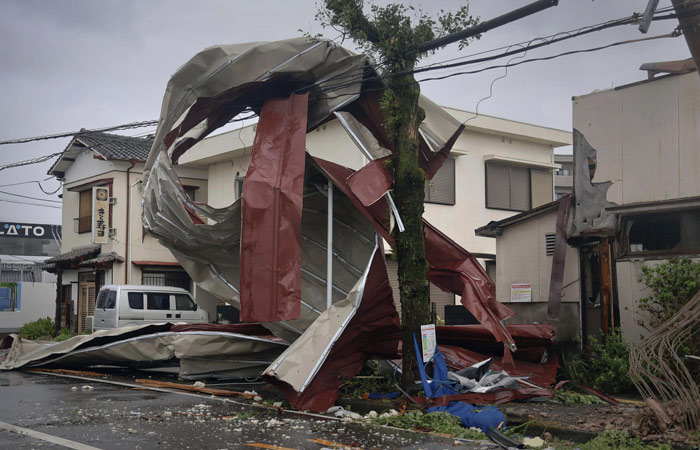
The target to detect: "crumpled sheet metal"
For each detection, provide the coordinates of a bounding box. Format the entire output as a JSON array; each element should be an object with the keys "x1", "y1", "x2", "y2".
[
  {"x1": 139, "y1": 37, "x2": 510, "y2": 409},
  {"x1": 141, "y1": 38, "x2": 461, "y2": 334},
  {"x1": 571, "y1": 129, "x2": 618, "y2": 236},
  {"x1": 263, "y1": 242, "x2": 401, "y2": 412},
  {"x1": 312, "y1": 156, "x2": 517, "y2": 350},
  {"x1": 0, "y1": 323, "x2": 287, "y2": 379},
  {"x1": 240, "y1": 94, "x2": 308, "y2": 322}
]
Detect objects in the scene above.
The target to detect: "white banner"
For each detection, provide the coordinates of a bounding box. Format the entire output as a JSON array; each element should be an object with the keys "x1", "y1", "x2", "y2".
[{"x1": 92, "y1": 186, "x2": 109, "y2": 244}]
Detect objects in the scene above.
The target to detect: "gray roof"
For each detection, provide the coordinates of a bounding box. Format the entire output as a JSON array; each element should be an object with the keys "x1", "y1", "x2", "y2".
[
  {"x1": 48, "y1": 131, "x2": 154, "y2": 177},
  {"x1": 75, "y1": 132, "x2": 154, "y2": 161}
]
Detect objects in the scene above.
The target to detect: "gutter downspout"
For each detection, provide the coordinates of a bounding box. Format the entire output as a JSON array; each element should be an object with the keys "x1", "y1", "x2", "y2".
[{"x1": 125, "y1": 160, "x2": 136, "y2": 284}]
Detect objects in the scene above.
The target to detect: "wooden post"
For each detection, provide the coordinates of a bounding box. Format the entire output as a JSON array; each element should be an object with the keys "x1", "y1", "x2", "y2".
[
  {"x1": 54, "y1": 265, "x2": 63, "y2": 336},
  {"x1": 599, "y1": 238, "x2": 614, "y2": 337}
]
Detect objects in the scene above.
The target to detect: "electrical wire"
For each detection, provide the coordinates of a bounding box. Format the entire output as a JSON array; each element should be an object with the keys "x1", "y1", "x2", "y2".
[
  {"x1": 304, "y1": 7, "x2": 693, "y2": 98},
  {"x1": 0, "y1": 198, "x2": 62, "y2": 209},
  {"x1": 0, "y1": 120, "x2": 158, "y2": 146},
  {"x1": 0, "y1": 189, "x2": 62, "y2": 203},
  {"x1": 0, "y1": 152, "x2": 64, "y2": 172}
]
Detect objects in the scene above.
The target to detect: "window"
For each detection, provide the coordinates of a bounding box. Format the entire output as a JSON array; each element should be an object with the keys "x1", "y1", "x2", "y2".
[
  {"x1": 96, "y1": 290, "x2": 116, "y2": 309},
  {"x1": 128, "y1": 292, "x2": 144, "y2": 309},
  {"x1": 105, "y1": 291, "x2": 116, "y2": 309},
  {"x1": 142, "y1": 270, "x2": 192, "y2": 291},
  {"x1": 485, "y1": 162, "x2": 553, "y2": 211},
  {"x1": 78, "y1": 190, "x2": 92, "y2": 233},
  {"x1": 147, "y1": 293, "x2": 170, "y2": 310},
  {"x1": 556, "y1": 168, "x2": 571, "y2": 176},
  {"x1": 183, "y1": 185, "x2": 197, "y2": 202},
  {"x1": 424, "y1": 158, "x2": 455, "y2": 205},
  {"x1": 623, "y1": 210, "x2": 700, "y2": 256},
  {"x1": 175, "y1": 294, "x2": 196, "y2": 311}
]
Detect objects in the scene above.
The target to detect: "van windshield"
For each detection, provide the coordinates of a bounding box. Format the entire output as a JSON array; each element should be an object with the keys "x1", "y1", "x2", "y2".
[
  {"x1": 175, "y1": 294, "x2": 196, "y2": 311},
  {"x1": 96, "y1": 290, "x2": 116, "y2": 309}
]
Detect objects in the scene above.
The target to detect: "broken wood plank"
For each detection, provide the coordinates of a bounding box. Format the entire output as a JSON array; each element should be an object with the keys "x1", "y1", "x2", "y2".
[
  {"x1": 27, "y1": 368, "x2": 107, "y2": 378},
  {"x1": 134, "y1": 379, "x2": 257, "y2": 399}
]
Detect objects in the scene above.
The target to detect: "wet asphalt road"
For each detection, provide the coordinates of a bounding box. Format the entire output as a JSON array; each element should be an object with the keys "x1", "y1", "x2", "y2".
[{"x1": 0, "y1": 371, "x2": 494, "y2": 450}]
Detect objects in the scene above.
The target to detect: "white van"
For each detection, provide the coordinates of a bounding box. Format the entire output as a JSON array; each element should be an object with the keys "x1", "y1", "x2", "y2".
[{"x1": 92, "y1": 285, "x2": 209, "y2": 331}]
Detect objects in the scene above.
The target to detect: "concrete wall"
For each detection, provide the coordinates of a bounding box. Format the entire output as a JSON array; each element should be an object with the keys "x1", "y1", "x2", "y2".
[
  {"x1": 494, "y1": 210, "x2": 581, "y2": 341},
  {"x1": 0, "y1": 282, "x2": 56, "y2": 333},
  {"x1": 615, "y1": 256, "x2": 700, "y2": 345},
  {"x1": 573, "y1": 72, "x2": 700, "y2": 205}
]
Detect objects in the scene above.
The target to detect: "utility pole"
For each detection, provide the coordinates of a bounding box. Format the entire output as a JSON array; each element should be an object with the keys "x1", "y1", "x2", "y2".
[
  {"x1": 672, "y1": 0, "x2": 700, "y2": 74},
  {"x1": 417, "y1": 0, "x2": 558, "y2": 53}
]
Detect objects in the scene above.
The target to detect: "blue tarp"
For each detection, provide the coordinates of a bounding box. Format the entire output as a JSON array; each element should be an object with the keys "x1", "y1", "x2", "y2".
[{"x1": 413, "y1": 334, "x2": 506, "y2": 432}]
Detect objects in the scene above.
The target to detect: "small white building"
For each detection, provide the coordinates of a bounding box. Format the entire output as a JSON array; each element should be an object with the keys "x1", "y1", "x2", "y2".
[
  {"x1": 46, "y1": 132, "x2": 217, "y2": 332},
  {"x1": 178, "y1": 106, "x2": 572, "y2": 318}
]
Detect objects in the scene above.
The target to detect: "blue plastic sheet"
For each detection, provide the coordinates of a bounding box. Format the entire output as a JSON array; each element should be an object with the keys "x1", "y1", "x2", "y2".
[
  {"x1": 413, "y1": 334, "x2": 506, "y2": 432},
  {"x1": 428, "y1": 402, "x2": 506, "y2": 432}
]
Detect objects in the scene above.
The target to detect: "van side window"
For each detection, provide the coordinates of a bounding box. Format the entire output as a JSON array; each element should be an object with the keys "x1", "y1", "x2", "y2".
[
  {"x1": 128, "y1": 293, "x2": 144, "y2": 310},
  {"x1": 105, "y1": 291, "x2": 117, "y2": 309},
  {"x1": 175, "y1": 294, "x2": 196, "y2": 311},
  {"x1": 96, "y1": 291, "x2": 109, "y2": 309},
  {"x1": 147, "y1": 293, "x2": 170, "y2": 310}
]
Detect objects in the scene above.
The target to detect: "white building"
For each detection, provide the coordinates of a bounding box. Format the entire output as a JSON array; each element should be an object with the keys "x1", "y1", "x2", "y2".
[
  {"x1": 46, "y1": 132, "x2": 216, "y2": 331},
  {"x1": 178, "y1": 107, "x2": 571, "y2": 318}
]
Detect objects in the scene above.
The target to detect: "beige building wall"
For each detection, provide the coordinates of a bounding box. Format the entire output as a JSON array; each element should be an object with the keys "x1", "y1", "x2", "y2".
[
  {"x1": 573, "y1": 72, "x2": 700, "y2": 205},
  {"x1": 493, "y1": 210, "x2": 581, "y2": 341},
  {"x1": 616, "y1": 256, "x2": 700, "y2": 344}
]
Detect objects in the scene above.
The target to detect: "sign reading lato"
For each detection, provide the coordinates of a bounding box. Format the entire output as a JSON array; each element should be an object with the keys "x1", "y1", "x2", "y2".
[{"x1": 0, "y1": 222, "x2": 59, "y2": 239}]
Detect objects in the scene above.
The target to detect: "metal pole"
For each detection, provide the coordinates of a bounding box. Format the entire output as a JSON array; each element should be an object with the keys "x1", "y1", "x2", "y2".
[
  {"x1": 416, "y1": 0, "x2": 558, "y2": 53},
  {"x1": 326, "y1": 180, "x2": 333, "y2": 310}
]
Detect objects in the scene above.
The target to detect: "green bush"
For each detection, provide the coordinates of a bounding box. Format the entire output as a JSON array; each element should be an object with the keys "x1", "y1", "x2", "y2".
[
  {"x1": 18, "y1": 317, "x2": 55, "y2": 340},
  {"x1": 639, "y1": 258, "x2": 700, "y2": 329},
  {"x1": 54, "y1": 327, "x2": 77, "y2": 342},
  {"x1": 560, "y1": 328, "x2": 635, "y2": 395}
]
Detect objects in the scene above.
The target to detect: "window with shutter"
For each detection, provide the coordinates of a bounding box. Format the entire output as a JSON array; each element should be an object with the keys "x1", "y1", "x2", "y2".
[
  {"x1": 425, "y1": 158, "x2": 455, "y2": 205},
  {"x1": 78, "y1": 190, "x2": 92, "y2": 233},
  {"x1": 486, "y1": 163, "x2": 530, "y2": 211},
  {"x1": 486, "y1": 163, "x2": 552, "y2": 212}
]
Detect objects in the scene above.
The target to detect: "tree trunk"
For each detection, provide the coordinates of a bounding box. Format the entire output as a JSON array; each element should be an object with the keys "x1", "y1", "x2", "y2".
[{"x1": 384, "y1": 72, "x2": 431, "y2": 387}]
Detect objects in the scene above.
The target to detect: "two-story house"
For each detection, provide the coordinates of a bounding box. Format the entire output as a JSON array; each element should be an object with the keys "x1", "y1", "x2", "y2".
[
  {"x1": 44, "y1": 131, "x2": 212, "y2": 331},
  {"x1": 178, "y1": 106, "x2": 571, "y2": 318}
]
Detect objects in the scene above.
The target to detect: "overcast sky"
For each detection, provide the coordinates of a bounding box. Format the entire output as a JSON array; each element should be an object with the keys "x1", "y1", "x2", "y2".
[{"x1": 0, "y1": 0, "x2": 692, "y2": 225}]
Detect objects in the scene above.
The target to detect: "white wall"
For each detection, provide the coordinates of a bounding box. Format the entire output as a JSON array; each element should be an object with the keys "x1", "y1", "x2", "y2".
[
  {"x1": 495, "y1": 211, "x2": 580, "y2": 305},
  {"x1": 615, "y1": 256, "x2": 700, "y2": 345},
  {"x1": 0, "y1": 282, "x2": 56, "y2": 333},
  {"x1": 492, "y1": 210, "x2": 581, "y2": 341},
  {"x1": 573, "y1": 72, "x2": 700, "y2": 205}
]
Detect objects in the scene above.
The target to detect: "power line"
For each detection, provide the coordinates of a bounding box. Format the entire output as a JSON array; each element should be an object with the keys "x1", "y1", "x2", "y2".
[
  {"x1": 0, "y1": 190, "x2": 62, "y2": 204},
  {"x1": 0, "y1": 177, "x2": 53, "y2": 188},
  {"x1": 0, "y1": 198, "x2": 62, "y2": 209},
  {"x1": 304, "y1": 7, "x2": 691, "y2": 98},
  {"x1": 0, "y1": 120, "x2": 158, "y2": 146},
  {"x1": 0, "y1": 152, "x2": 64, "y2": 172}
]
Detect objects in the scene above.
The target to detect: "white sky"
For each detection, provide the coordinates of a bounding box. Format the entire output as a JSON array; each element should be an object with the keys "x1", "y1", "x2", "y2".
[{"x1": 0, "y1": 0, "x2": 692, "y2": 224}]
